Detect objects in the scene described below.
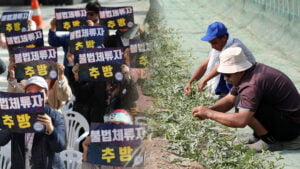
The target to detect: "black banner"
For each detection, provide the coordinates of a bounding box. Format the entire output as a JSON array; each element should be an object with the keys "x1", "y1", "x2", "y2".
[
  {"x1": 129, "y1": 38, "x2": 150, "y2": 68},
  {"x1": 55, "y1": 8, "x2": 87, "y2": 31},
  {"x1": 0, "y1": 92, "x2": 45, "y2": 133},
  {"x1": 5, "y1": 29, "x2": 44, "y2": 55},
  {"x1": 75, "y1": 48, "x2": 124, "y2": 81},
  {"x1": 0, "y1": 11, "x2": 31, "y2": 33},
  {"x1": 69, "y1": 26, "x2": 106, "y2": 53},
  {"x1": 13, "y1": 47, "x2": 58, "y2": 80},
  {"x1": 99, "y1": 6, "x2": 134, "y2": 30}
]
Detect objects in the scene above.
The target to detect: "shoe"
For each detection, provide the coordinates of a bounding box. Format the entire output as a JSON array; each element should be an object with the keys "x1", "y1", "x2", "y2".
[
  {"x1": 234, "y1": 133, "x2": 260, "y2": 144},
  {"x1": 247, "y1": 140, "x2": 283, "y2": 152}
]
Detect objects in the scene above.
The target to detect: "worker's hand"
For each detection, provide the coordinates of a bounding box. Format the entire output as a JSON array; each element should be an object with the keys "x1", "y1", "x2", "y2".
[
  {"x1": 37, "y1": 114, "x2": 54, "y2": 135},
  {"x1": 82, "y1": 136, "x2": 91, "y2": 162},
  {"x1": 192, "y1": 106, "x2": 210, "y2": 120},
  {"x1": 184, "y1": 83, "x2": 192, "y2": 96},
  {"x1": 197, "y1": 80, "x2": 207, "y2": 92}
]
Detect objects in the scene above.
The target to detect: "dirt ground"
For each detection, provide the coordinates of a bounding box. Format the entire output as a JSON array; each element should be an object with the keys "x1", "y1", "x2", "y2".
[{"x1": 135, "y1": 84, "x2": 204, "y2": 169}]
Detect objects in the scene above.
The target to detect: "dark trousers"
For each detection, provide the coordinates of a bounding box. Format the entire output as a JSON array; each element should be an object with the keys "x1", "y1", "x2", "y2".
[{"x1": 254, "y1": 104, "x2": 300, "y2": 141}]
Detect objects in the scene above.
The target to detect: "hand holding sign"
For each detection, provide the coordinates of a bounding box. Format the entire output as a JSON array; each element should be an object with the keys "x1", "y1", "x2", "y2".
[
  {"x1": 37, "y1": 113, "x2": 54, "y2": 135},
  {"x1": 56, "y1": 62, "x2": 65, "y2": 80}
]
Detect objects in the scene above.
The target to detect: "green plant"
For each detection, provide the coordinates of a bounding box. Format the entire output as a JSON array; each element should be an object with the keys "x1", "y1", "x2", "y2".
[{"x1": 141, "y1": 11, "x2": 283, "y2": 169}]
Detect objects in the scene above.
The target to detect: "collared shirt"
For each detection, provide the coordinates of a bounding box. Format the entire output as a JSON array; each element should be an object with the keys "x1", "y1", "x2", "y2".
[
  {"x1": 231, "y1": 63, "x2": 300, "y2": 113},
  {"x1": 206, "y1": 34, "x2": 256, "y2": 93}
]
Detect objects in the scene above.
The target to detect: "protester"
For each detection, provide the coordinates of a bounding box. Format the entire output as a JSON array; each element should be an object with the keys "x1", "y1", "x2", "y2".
[
  {"x1": 82, "y1": 109, "x2": 134, "y2": 169},
  {"x1": 7, "y1": 62, "x2": 72, "y2": 112},
  {"x1": 0, "y1": 76, "x2": 66, "y2": 169},
  {"x1": 48, "y1": 0, "x2": 103, "y2": 80},
  {"x1": 106, "y1": 64, "x2": 139, "y2": 115},
  {"x1": 192, "y1": 47, "x2": 300, "y2": 152},
  {"x1": 184, "y1": 21, "x2": 255, "y2": 98}
]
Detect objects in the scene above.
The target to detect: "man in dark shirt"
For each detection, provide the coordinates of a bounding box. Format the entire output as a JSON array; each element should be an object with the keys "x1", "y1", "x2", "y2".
[{"x1": 192, "y1": 47, "x2": 300, "y2": 152}]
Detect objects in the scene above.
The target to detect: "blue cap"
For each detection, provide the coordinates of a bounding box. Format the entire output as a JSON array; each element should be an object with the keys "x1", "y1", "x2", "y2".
[{"x1": 201, "y1": 22, "x2": 228, "y2": 41}]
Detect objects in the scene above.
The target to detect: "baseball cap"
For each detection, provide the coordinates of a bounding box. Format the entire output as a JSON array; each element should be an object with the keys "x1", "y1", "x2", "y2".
[
  {"x1": 104, "y1": 109, "x2": 134, "y2": 125},
  {"x1": 217, "y1": 47, "x2": 253, "y2": 74},
  {"x1": 25, "y1": 76, "x2": 49, "y2": 91},
  {"x1": 201, "y1": 22, "x2": 228, "y2": 41}
]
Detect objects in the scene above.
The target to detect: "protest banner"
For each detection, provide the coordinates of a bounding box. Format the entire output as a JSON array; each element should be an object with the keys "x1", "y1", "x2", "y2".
[
  {"x1": 87, "y1": 123, "x2": 145, "y2": 167},
  {"x1": 129, "y1": 38, "x2": 150, "y2": 68},
  {"x1": 69, "y1": 26, "x2": 106, "y2": 53},
  {"x1": 0, "y1": 92, "x2": 45, "y2": 133},
  {"x1": 5, "y1": 29, "x2": 44, "y2": 55},
  {"x1": 75, "y1": 47, "x2": 124, "y2": 81},
  {"x1": 55, "y1": 8, "x2": 87, "y2": 31},
  {"x1": 0, "y1": 11, "x2": 31, "y2": 33},
  {"x1": 13, "y1": 47, "x2": 58, "y2": 80},
  {"x1": 99, "y1": 6, "x2": 134, "y2": 30}
]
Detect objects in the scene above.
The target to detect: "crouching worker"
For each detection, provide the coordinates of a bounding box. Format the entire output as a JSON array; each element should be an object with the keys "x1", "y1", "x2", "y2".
[
  {"x1": 192, "y1": 47, "x2": 300, "y2": 152},
  {"x1": 0, "y1": 76, "x2": 66, "y2": 169}
]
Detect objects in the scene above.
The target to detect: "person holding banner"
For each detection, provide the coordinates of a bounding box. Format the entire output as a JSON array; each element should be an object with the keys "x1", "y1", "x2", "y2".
[
  {"x1": 0, "y1": 19, "x2": 36, "y2": 49},
  {"x1": 106, "y1": 64, "x2": 139, "y2": 115},
  {"x1": 0, "y1": 76, "x2": 66, "y2": 169},
  {"x1": 81, "y1": 109, "x2": 135, "y2": 169},
  {"x1": 7, "y1": 62, "x2": 72, "y2": 112},
  {"x1": 48, "y1": 0, "x2": 103, "y2": 81}
]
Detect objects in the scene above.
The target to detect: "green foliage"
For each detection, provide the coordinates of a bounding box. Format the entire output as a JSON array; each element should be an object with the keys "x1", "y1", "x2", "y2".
[{"x1": 141, "y1": 14, "x2": 283, "y2": 169}]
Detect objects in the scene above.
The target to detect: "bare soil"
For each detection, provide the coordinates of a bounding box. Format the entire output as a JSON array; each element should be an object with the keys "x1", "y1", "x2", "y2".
[{"x1": 136, "y1": 85, "x2": 204, "y2": 169}]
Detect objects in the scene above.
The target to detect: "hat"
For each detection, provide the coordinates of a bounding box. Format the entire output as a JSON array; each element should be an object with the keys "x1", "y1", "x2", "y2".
[
  {"x1": 217, "y1": 47, "x2": 253, "y2": 74},
  {"x1": 25, "y1": 76, "x2": 48, "y2": 91},
  {"x1": 104, "y1": 109, "x2": 133, "y2": 125},
  {"x1": 201, "y1": 22, "x2": 228, "y2": 41}
]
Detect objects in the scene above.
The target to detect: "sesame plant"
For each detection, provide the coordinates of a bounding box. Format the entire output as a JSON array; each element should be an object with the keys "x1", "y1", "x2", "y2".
[{"x1": 141, "y1": 9, "x2": 283, "y2": 169}]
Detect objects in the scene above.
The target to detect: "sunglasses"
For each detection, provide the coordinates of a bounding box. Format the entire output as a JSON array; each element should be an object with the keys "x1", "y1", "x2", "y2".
[
  {"x1": 87, "y1": 12, "x2": 97, "y2": 16},
  {"x1": 223, "y1": 73, "x2": 232, "y2": 78}
]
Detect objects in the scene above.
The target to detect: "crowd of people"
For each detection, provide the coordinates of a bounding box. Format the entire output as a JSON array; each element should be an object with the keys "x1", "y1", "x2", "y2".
[{"x1": 0, "y1": 0, "x2": 143, "y2": 168}]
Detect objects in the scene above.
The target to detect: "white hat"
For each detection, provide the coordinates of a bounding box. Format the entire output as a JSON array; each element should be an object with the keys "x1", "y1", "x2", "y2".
[
  {"x1": 25, "y1": 76, "x2": 48, "y2": 91},
  {"x1": 217, "y1": 47, "x2": 253, "y2": 74}
]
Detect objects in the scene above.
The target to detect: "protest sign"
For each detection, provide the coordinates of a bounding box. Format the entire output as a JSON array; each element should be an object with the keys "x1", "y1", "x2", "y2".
[
  {"x1": 0, "y1": 92, "x2": 45, "y2": 133},
  {"x1": 87, "y1": 123, "x2": 145, "y2": 167},
  {"x1": 129, "y1": 38, "x2": 150, "y2": 68},
  {"x1": 75, "y1": 47, "x2": 124, "y2": 81},
  {"x1": 13, "y1": 47, "x2": 58, "y2": 80},
  {"x1": 69, "y1": 26, "x2": 106, "y2": 53},
  {"x1": 99, "y1": 6, "x2": 134, "y2": 30},
  {"x1": 5, "y1": 29, "x2": 44, "y2": 55},
  {"x1": 55, "y1": 8, "x2": 87, "y2": 31},
  {"x1": 0, "y1": 11, "x2": 31, "y2": 33}
]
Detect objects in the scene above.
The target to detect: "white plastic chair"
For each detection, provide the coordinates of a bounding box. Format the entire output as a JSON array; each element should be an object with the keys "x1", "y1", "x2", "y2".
[
  {"x1": 0, "y1": 141, "x2": 11, "y2": 169},
  {"x1": 61, "y1": 95, "x2": 76, "y2": 112},
  {"x1": 60, "y1": 149, "x2": 82, "y2": 169},
  {"x1": 63, "y1": 110, "x2": 90, "y2": 150}
]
